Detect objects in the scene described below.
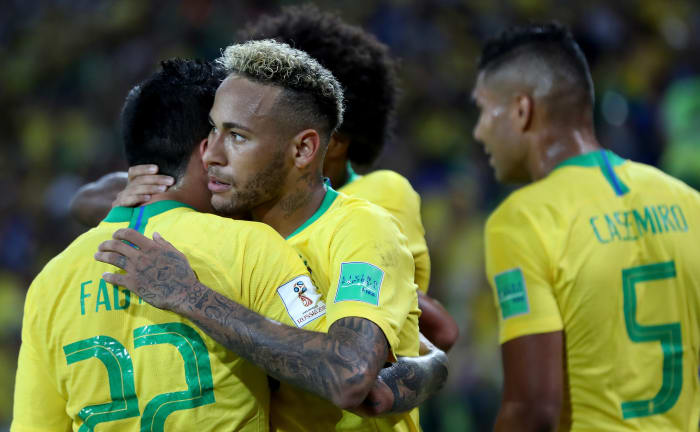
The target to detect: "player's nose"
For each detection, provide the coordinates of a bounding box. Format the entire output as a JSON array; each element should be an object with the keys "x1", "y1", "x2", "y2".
[{"x1": 202, "y1": 132, "x2": 225, "y2": 167}]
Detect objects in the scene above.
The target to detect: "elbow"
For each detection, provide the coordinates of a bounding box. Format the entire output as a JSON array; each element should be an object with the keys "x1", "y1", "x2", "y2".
[
  {"x1": 332, "y1": 364, "x2": 375, "y2": 410},
  {"x1": 432, "y1": 322, "x2": 459, "y2": 352}
]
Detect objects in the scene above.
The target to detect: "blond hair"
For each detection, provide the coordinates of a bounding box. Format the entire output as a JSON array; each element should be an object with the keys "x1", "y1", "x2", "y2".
[{"x1": 217, "y1": 39, "x2": 344, "y2": 133}]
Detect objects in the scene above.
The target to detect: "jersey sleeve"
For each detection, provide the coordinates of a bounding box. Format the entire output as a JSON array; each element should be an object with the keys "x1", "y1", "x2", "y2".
[
  {"x1": 325, "y1": 205, "x2": 417, "y2": 358},
  {"x1": 485, "y1": 200, "x2": 563, "y2": 344},
  {"x1": 238, "y1": 224, "x2": 326, "y2": 331},
  {"x1": 12, "y1": 277, "x2": 72, "y2": 432}
]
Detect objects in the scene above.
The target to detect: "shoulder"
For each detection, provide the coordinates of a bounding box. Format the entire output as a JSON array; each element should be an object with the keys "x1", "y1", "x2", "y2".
[
  {"x1": 487, "y1": 180, "x2": 555, "y2": 232},
  {"x1": 332, "y1": 191, "x2": 399, "y2": 226},
  {"x1": 342, "y1": 170, "x2": 419, "y2": 209},
  {"x1": 627, "y1": 160, "x2": 700, "y2": 198}
]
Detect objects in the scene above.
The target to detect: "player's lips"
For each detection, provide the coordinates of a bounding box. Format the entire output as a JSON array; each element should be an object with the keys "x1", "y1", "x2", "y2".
[{"x1": 208, "y1": 175, "x2": 232, "y2": 193}]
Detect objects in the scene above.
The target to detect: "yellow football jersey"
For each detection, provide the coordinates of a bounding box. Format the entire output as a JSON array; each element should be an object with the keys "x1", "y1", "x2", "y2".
[
  {"x1": 339, "y1": 167, "x2": 431, "y2": 294},
  {"x1": 271, "y1": 186, "x2": 421, "y2": 432},
  {"x1": 485, "y1": 150, "x2": 700, "y2": 431},
  {"x1": 12, "y1": 200, "x2": 326, "y2": 432}
]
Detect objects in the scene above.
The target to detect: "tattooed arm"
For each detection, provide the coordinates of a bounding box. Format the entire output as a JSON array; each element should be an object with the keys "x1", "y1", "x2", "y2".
[
  {"x1": 96, "y1": 228, "x2": 389, "y2": 409},
  {"x1": 356, "y1": 333, "x2": 448, "y2": 416}
]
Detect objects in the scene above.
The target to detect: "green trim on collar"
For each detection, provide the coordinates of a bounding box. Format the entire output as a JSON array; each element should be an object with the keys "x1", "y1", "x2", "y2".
[
  {"x1": 103, "y1": 200, "x2": 195, "y2": 224},
  {"x1": 286, "y1": 187, "x2": 339, "y2": 240},
  {"x1": 554, "y1": 150, "x2": 629, "y2": 196},
  {"x1": 104, "y1": 206, "x2": 132, "y2": 223},
  {"x1": 554, "y1": 149, "x2": 626, "y2": 169},
  {"x1": 345, "y1": 161, "x2": 361, "y2": 185}
]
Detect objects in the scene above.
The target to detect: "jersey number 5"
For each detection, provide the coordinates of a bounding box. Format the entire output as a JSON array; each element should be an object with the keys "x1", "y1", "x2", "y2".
[
  {"x1": 63, "y1": 322, "x2": 215, "y2": 431},
  {"x1": 621, "y1": 261, "x2": 682, "y2": 419}
]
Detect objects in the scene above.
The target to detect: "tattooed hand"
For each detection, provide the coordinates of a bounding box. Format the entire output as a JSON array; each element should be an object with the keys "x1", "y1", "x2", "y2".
[{"x1": 94, "y1": 228, "x2": 203, "y2": 313}]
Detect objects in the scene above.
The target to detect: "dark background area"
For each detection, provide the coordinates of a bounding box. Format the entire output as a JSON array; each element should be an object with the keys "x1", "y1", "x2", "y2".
[{"x1": 1, "y1": 0, "x2": 699, "y2": 430}]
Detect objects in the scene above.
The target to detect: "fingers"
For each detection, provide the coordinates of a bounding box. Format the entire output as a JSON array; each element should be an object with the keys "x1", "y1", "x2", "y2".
[
  {"x1": 113, "y1": 193, "x2": 152, "y2": 208},
  {"x1": 95, "y1": 251, "x2": 129, "y2": 270},
  {"x1": 127, "y1": 164, "x2": 158, "y2": 180},
  {"x1": 112, "y1": 228, "x2": 153, "y2": 250},
  {"x1": 130, "y1": 174, "x2": 174, "y2": 187},
  {"x1": 152, "y1": 232, "x2": 176, "y2": 250},
  {"x1": 102, "y1": 272, "x2": 128, "y2": 287},
  {"x1": 98, "y1": 238, "x2": 137, "y2": 256}
]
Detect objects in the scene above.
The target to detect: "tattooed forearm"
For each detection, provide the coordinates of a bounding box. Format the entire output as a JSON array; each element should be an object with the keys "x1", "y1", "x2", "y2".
[
  {"x1": 181, "y1": 286, "x2": 389, "y2": 409},
  {"x1": 379, "y1": 341, "x2": 448, "y2": 413},
  {"x1": 95, "y1": 229, "x2": 389, "y2": 409}
]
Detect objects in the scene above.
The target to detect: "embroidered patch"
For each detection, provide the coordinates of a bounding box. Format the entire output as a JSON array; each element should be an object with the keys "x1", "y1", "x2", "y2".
[
  {"x1": 277, "y1": 275, "x2": 326, "y2": 328},
  {"x1": 334, "y1": 262, "x2": 384, "y2": 306},
  {"x1": 494, "y1": 268, "x2": 530, "y2": 319}
]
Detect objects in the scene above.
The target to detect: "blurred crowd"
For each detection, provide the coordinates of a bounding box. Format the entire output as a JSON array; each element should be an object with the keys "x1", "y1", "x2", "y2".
[{"x1": 1, "y1": 0, "x2": 699, "y2": 430}]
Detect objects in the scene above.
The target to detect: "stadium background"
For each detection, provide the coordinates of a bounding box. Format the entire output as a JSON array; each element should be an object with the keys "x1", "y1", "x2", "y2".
[{"x1": 1, "y1": 0, "x2": 699, "y2": 430}]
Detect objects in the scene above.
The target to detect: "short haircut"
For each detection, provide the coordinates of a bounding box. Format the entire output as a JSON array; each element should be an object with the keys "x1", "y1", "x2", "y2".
[
  {"x1": 121, "y1": 59, "x2": 224, "y2": 180},
  {"x1": 216, "y1": 39, "x2": 345, "y2": 144},
  {"x1": 242, "y1": 4, "x2": 398, "y2": 165},
  {"x1": 478, "y1": 22, "x2": 594, "y2": 108}
]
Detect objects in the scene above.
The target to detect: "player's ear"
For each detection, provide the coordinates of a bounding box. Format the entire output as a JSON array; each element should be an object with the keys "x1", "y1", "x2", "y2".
[
  {"x1": 514, "y1": 93, "x2": 533, "y2": 132},
  {"x1": 198, "y1": 138, "x2": 209, "y2": 171},
  {"x1": 291, "y1": 129, "x2": 321, "y2": 169}
]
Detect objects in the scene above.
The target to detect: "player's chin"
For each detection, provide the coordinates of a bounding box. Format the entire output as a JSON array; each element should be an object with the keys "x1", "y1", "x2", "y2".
[{"x1": 211, "y1": 193, "x2": 235, "y2": 214}]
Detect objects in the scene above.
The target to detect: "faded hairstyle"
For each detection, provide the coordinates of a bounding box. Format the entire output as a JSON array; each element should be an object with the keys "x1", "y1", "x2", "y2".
[{"x1": 216, "y1": 39, "x2": 345, "y2": 143}]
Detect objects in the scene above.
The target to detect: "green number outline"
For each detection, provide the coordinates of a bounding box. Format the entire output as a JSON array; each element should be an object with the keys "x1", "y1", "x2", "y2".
[
  {"x1": 621, "y1": 261, "x2": 683, "y2": 419},
  {"x1": 63, "y1": 323, "x2": 215, "y2": 431},
  {"x1": 134, "y1": 323, "x2": 216, "y2": 432},
  {"x1": 63, "y1": 336, "x2": 140, "y2": 431}
]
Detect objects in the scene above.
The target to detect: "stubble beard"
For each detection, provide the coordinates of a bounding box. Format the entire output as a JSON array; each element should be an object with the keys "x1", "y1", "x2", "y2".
[{"x1": 212, "y1": 148, "x2": 288, "y2": 218}]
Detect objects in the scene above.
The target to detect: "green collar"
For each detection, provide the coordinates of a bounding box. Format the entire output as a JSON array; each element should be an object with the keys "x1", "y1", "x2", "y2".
[
  {"x1": 554, "y1": 149, "x2": 626, "y2": 170},
  {"x1": 285, "y1": 186, "x2": 339, "y2": 239},
  {"x1": 103, "y1": 200, "x2": 194, "y2": 233},
  {"x1": 553, "y1": 149, "x2": 629, "y2": 196}
]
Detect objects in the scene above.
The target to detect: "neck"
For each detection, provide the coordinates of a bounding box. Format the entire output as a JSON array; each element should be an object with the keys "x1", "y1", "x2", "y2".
[
  {"x1": 528, "y1": 125, "x2": 601, "y2": 181},
  {"x1": 251, "y1": 175, "x2": 327, "y2": 238},
  {"x1": 323, "y1": 156, "x2": 350, "y2": 189},
  {"x1": 142, "y1": 178, "x2": 213, "y2": 214}
]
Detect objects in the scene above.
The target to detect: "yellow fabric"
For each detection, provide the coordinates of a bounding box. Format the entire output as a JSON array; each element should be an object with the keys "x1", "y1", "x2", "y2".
[
  {"x1": 271, "y1": 188, "x2": 421, "y2": 432},
  {"x1": 12, "y1": 202, "x2": 320, "y2": 432},
  {"x1": 485, "y1": 154, "x2": 700, "y2": 431},
  {"x1": 340, "y1": 170, "x2": 431, "y2": 294}
]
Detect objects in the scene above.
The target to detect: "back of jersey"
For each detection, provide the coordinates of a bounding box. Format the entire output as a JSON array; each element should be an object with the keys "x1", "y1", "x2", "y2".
[
  {"x1": 13, "y1": 202, "x2": 317, "y2": 432},
  {"x1": 486, "y1": 150, "x2": 700, "y2": 431}
]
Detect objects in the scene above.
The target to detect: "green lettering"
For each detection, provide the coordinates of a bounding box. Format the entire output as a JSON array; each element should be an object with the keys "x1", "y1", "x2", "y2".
[
  {"x1": 96, "y1": 279, "x2": 112, "y2": 312},
  {"x1": 633, "y1": 207, "x2": 656, "y2": 235},
  {"x1": 658, "y1": 205, "x2": 676, "y2": 232},
  {"x1": 590, "y1": 216, "x2": 610, "y2": 244},
  {"x1": 651, "y1": 206, "x2": 663, "y2": 233},
  {"x1": 671, "y1": 205, "x2": 688, "y2": 232},
  {"x1": 605, "y1": 214, "x2": 621, "y2": 241},
  {"x1": 80, "y1": 281, "x2": 92, "y2": 316},
  {"x1": 113, "y1": 286, "x2": 130, "y2": 310},
  {"x1": 614, "y1": 211, "x2": 637, "y2": 241}
]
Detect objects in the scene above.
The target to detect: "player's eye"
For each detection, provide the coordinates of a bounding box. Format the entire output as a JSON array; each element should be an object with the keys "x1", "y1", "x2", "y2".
[{"x1": 231, "y1": 131, "x2": 246, "y2": 143}]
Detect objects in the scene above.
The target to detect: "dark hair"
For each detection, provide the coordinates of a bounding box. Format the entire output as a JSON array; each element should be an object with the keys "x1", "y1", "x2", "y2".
[
  {"x1": 478, "y1": 22, "x2": 594, "y2": 106},
  {"x1": 121, "y1": 59, "x2": 224, "y2": 180},
  {"x1": 242, "y1": 4, "x2": 398, "y2": 165}
]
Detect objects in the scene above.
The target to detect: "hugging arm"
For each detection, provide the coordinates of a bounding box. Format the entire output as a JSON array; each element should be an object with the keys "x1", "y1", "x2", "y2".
[
  {"x1": 357, "y1": 333, "x2": 448, "y2": 416},
  {"x1": 95, "y1": 228, "x2": 390, "y2": 410}
]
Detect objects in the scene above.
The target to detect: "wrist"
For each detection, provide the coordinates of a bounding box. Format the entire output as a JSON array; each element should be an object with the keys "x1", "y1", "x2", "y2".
[{"x1": 171, "y1": 280, "x2": 210, "y2": 315}]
